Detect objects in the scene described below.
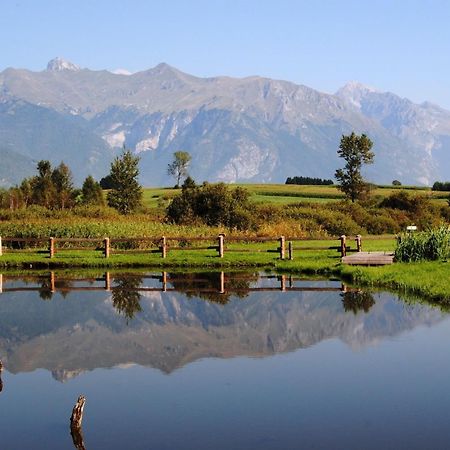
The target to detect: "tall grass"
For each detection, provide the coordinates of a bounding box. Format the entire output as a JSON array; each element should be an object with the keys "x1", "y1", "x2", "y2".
[{"x1": 395, "y1": 225, "x2": 450, "y2": 262}]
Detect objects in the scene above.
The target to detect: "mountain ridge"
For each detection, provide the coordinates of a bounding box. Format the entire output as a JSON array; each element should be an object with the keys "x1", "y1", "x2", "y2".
[{"x1": 0, "y1": 58, "x2": 449, "y2": 186}]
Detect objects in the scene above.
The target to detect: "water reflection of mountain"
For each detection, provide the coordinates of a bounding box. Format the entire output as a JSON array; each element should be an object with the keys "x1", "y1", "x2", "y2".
[{"x1": 0, "y1": 285, "x2": 445, "y2": 380}]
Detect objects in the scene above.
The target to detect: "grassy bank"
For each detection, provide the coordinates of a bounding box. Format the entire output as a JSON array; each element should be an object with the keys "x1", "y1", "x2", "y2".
[{"x1": 1, "y1": 237, "x2": 448, "y2": 301}]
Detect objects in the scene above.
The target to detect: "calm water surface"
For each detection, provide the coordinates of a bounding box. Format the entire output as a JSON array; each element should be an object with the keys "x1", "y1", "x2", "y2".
[{"x1": 0, "y1": 272, "x2": 449, "y2": 449}]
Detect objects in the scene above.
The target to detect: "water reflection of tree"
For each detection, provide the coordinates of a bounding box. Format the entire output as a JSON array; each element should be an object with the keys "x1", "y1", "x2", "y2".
[
  {"x1": 341, "y1": 290, "x2": 375, "y2": 314},
  {"x1": 111, "y1": 277, "x2": 143, "y2": 320},
  {"x1": 38, "y1": 276, "x2": 74, "y2": 300},
  {"x1": 39, "y1": 285, "x2": 54, "y2": 300},
  {"x1": 168, "y1": 272, "x2": 255, "y2": 304}
]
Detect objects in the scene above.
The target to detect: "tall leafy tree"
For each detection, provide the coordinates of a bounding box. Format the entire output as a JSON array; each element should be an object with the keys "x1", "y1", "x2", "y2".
[
  {"x1": 19, "y1": 178, "x2": 33, "y2": 207},
  {"x1": 31, "y1": 160, "x2": 56, "y2": 208},
  {"x1": 107, "y1": 150, "x2": 143, "y2": 214},
  {"x1": 52, "y1": 162, "x2": 74, "y2": 209},
  {"x1": 81, "y1": 175, "x2": 105, "y2": 206},
  {"x1": 167, "y1": 151, "x2": 192, "y2": 188},
  {"x1": 335, "y1": 132, "x2": 374, "y2": 202}
]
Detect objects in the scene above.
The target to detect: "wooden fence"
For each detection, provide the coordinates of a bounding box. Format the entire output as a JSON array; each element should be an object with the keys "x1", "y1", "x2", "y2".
[
  {"x1": 0, "y1": 272, "x2": 351, "y2": 295},
  {"x1": 0, "y1": 234, "x2": 363, "y2": 259}
]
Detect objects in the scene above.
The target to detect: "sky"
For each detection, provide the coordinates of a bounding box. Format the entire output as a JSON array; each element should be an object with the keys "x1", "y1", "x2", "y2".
[{"x1": 1, "y1": 0, "x2": 450, "y2": 107}]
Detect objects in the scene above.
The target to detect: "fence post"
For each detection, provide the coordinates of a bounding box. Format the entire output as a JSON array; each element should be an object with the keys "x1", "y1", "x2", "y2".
[
  {"x1": 50, "y1": 271, "x2": 55, "y2": 293},
  {"x1": 161, "y1": 236, "x2": 167, "y2": 259},
  {"x1": 105, "y1": 272, "x2": 111, "y2": 291},
  {"x1": 340, "y1": 235, "x2": 347, "y2": 257},
  {"x1": 355, "y1": 234, "x2": 362, "y2": 252},
  {"x1": 162, "y1": 271, "x2": 167, "y2": 292},
  {"x1": 104, "y1": 237, "x2": 110, "y2": 258},
  {"x1": 49, "y1": 237, "x2": 55, "y2": 258},
  {"x1": 280, "y1": 274, "x2": 286, "y2": 291},
  {"x1": 0, "y1": 236, "x2": 2, "y2": 256},
  {"x1": 218, "y1": 234, "x2": 224, "y2": 258},
  {"x1": 220, "y1": 271, "x2": 225, "y2": 294},
  {"x1": 288, "y1": 241, "x2": 293, "y2": 260},
  {"x1": 279, "y1": 236, "x2": 285, "y2": 260}
]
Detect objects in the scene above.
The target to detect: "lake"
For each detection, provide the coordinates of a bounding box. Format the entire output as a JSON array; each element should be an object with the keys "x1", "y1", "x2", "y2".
[{"x1": 0, "y1": 271, "x2": 449, "y2": 449}]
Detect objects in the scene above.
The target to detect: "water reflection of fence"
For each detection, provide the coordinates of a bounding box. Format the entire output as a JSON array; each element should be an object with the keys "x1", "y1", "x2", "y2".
[
  {"x1": 0, "y1": 272, "x2": 348, "y2": 295},
  {"x1": 0, "y1": 234, "x2": 363, "y2": 259}
]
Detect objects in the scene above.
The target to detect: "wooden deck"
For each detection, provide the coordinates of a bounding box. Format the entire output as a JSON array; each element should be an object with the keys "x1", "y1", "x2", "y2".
[{"x1": 342, "y1": 251, "x2": 394, "y2": 266}]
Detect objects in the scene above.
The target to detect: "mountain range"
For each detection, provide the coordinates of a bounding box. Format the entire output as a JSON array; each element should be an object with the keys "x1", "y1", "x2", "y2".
[
  {"x1": 0, "y1": 283, "x2": 443, "y2": 380},
  {"x1": 1, "y1": 57, "x2": 449, "y2": 186}
]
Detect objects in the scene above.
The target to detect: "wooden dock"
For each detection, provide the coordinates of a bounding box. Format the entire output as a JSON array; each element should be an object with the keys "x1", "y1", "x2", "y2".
[{"x1": 342, "y1": 251, "x2": 394, "y2": 266}]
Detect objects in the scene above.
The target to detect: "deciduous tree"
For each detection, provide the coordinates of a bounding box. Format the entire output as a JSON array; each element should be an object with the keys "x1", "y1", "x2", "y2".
[
  {"x1": 335, "y1": 132, "x2": 374, "y2": 202},
  {"x1": 52, "y1": 162, "x2": 74, "y2": 209},
  {"x1": 167, "y1": 151, "x2": 192, "y2": 188},
  {"x1": 107, "y1": 150, "x2": 143, "y2": 214},
  {"x1": 81, "y1": 175, "x2": 105, "y2": 206}
]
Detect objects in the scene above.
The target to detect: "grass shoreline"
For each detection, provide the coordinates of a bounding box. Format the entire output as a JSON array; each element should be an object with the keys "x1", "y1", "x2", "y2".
[{"x1": 0, "y1": 238, "x2": 448, "y2": 303}]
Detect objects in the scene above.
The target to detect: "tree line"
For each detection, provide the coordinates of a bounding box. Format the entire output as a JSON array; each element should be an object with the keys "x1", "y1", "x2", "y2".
[
  {"x1": 0, "y1": 148, "x2": 195, "y2": 214},
  {"x1": 1, "y1": 161, "x2": 104, "y2": 210},
  {"x1": 432, "y1": 181, "x2": 450, "y2": 192},
  {"x1": 285, "y1": 176, "x2": 334, "y2": 186},
  {"x1": 0, "y1": 150, "x2": 142, "y2": 213}
]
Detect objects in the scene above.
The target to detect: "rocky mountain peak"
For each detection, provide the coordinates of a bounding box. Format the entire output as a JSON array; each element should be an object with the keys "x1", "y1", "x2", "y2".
[
  {"x1": 335, "y1": 81, "x2": 379, "y2": 108},
  {"x1": 1, "y1": 61, "x2": 450, "y2": 186},
  {"x1": 46, "y1": 57, "x2": 80, "y2": 72},
  {"x1": 145, "y1": 62, "x2": 195, "y2": 81},
  {"x1": 337, "y1": 81, "x2": 378, "y2": 95}
]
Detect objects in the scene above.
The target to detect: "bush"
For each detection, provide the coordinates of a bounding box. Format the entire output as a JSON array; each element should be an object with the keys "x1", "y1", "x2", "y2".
[
  {"x1": 364, "y1": 215, "x2": 400, "y2": 234},
  {"x1": 166, "y1": 182, "x2": 257, "y2": 231},
  {"x1": 380, "y1": 190, "x2": 429, "y2": 213},
  {"x1": 395, "y1": 225, "x2": 450, "y2": 262},
  {"x1": 286, "y1": 205, "x2": 363, "y2": 236}
]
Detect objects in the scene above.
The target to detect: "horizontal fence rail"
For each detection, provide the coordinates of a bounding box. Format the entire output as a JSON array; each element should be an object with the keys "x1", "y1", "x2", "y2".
[
  {"x1": 0, "y1": 234, "x2": 364, "y2": 259},
  {"x1": 0, "y1": 272, "x2": 353, "y2": 295}
]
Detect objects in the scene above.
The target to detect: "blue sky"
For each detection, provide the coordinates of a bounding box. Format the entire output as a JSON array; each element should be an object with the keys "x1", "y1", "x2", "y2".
[{"x1": 1, "y1": 0, "x2": 449, "y2": 107}]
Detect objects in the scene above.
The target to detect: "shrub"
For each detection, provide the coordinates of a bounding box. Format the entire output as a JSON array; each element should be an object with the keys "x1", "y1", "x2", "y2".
[
  {"x1": 166, "y1": 182, "x2": 257, "y2": 231},
  {"x1": 380, "y1": 190, "x2": 430, "y2": 213},
  {"x1": 286, "y1": 205, "x2": 363, "y2": 236}
]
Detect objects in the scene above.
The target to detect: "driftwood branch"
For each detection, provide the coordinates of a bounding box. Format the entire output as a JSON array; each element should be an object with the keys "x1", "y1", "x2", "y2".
[{"x1": 70, "y1": 395, "x2": 86, "y2": 450}]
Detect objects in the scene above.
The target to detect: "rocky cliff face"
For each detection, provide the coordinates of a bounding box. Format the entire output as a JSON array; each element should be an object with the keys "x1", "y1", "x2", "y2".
[{"x1": 1, "y1": 59, "x2": 449, "y2": 186}]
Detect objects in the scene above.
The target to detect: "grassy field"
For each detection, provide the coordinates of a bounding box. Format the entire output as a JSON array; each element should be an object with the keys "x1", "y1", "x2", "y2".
[{"x1": 142, "y1": 183, "x2": 448, "y2": 209}]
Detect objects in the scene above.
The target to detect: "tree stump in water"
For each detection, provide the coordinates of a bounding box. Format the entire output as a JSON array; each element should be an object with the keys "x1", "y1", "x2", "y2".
[
  {"x1": 70, "y1": 395, "x2": 86, "y2": 428},
  {"x1": 70, "y1": 395, "x2": 86, "y2": 450}
]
